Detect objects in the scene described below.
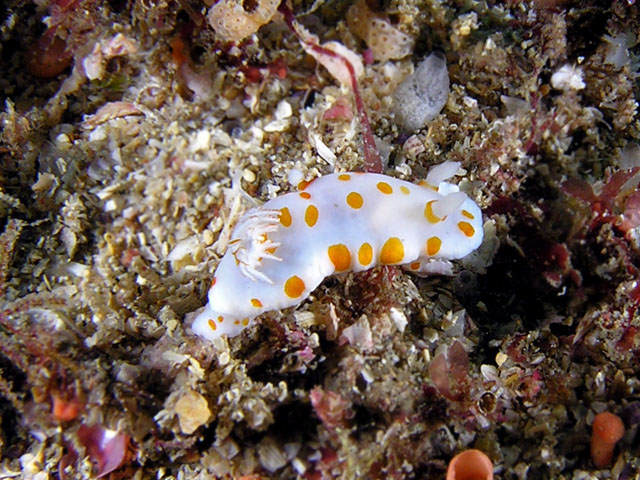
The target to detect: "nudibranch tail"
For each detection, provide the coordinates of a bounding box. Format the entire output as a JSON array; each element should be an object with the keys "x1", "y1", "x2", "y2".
[
  {"x1": 192, "y1": 304, "x2": 250, "y2": 339},
  {"x1": 192, "y1": 162, "x2": 483, "y2": 342}
]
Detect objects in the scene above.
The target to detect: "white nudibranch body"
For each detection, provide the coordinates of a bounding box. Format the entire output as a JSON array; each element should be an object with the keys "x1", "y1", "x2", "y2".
[{"x1": 192, "y1": 162, "x2": 483, "y2": 341}]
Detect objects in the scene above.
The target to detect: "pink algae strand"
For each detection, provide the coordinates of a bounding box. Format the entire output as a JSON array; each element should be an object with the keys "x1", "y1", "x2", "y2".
[{"x1": 278, "y1": 3, "x2": 382, "y2": 173}]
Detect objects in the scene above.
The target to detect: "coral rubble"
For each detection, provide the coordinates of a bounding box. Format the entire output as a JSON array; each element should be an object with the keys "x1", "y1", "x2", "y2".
[{"x1": 0, "y1": 0, "x2": 639, "y2": 478}]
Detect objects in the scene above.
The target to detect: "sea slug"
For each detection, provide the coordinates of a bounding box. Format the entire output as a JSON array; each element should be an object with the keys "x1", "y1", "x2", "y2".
[{"x1": 192, "y1": 162, "x2": 483, "y2": 341}]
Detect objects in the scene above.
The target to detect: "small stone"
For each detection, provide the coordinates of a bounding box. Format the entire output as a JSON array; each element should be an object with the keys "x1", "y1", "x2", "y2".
[
  {"x1": 191, "y1": 130, "x2": 211, "y2": 153},
  {"x1": 55, "y1": 133, "x2": 71, "y2": 150},
  {"x1": 174, "y1": 389, "x2": 211, "y2": 434},
  {"x1": 495, "y1": 351, "x2": 508, "y2": 367},
  {"x1": 274, "y1": 100, "x2": 292, "y2": 120},
  {"x1": 203, "y1": 230, "x2": 215, "y2": 246},
  {"x1": 258, "y1": 436, "x2": 288, "y2": 472},
  {"x1": 242, "y1": 169, "x2": 256, "y2": 183},
  {"x1": 389, "y1": 307, "x2": 408, "y2": 332}
]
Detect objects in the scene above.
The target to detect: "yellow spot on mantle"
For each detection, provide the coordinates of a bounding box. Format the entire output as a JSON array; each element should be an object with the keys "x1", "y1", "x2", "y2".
[
  {"x1": 424, "y1": 201, "x2": 442, "y2": 223},
  {"x1": 280, "y1": 207, "x2": 292, "y2": 227},
  {"x1": 298, "y1": 180, "x2": 311, "y2": 190},
  {"x1": 380, "y1": 237, "x2": 404, "y2": 264},
  {"x1": 305, "y1": 205, "x2": 318, "y2": 227},
  {"x1": 346, "y1": 192, "x2": 363, "y2": 209},
  {"x1": 284, "y1": 275, "x2": 305, "y2": 298},
  {"x1": 377, "y1": 181, "x2": 393, "y2": 194},
  {"x1": 358, "y1": 243, "x2": 373, "y2": 266},
  {"x1": 426, "y1": 236, "x2": 441, "y2": 256},
  {"x1": 328, "y1": 244, "x2": 351, "y2": 271},
  {"x1": 458, "y1": 221, "x2": 475, "y2": 237}
]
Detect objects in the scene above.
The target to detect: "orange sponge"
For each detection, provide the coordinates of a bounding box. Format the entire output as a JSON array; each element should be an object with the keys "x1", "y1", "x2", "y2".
[
  {"x1": 591, "y1": 411, "x2": 625, "y2": 468},
  {"x1": 446, "y1": 449, "x2": 494, "y2": 480}
]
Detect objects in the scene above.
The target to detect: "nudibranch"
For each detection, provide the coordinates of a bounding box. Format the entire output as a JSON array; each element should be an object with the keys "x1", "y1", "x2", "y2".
[{"x1": 192, "y1": 161, "x2": 483, "y2": 341}]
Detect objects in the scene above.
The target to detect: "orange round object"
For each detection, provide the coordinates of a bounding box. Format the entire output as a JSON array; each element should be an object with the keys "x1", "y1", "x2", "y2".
[
  {"x1": 52, "y1": 394, "x2": 82, "y2": 422},
  {"x1": 591, "y1": 411, "x2": 625, "y2": 468},
  {"x1": 446, "y1": 449, "x2": 494, "y2": 480}
]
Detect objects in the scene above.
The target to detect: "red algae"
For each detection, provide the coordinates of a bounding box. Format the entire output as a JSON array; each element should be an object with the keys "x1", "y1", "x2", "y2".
[
  {"x1": 77, "y1": 424, "x2": 131, "y2": 478},
  {"x1": 26, "y1": 29, "x2": 72, "y2": 78},
  {"x1": 278, "y1": 2, "x2": 382, "y2": 173},
  {"x1": 429, "y1": 341, "x2": 470, "y2": 401},
  {"x1": 310, "y1": 386, "x2": 353, "y2": 430}
]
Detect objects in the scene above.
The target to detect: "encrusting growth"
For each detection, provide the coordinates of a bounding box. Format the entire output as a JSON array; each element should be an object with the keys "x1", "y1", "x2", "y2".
[
  {"x1": 591, "y1": 411, "x2": 625, "y2": 468},
  {"x1": 192, "y1": 162, "x2": 483, "y2": 341},
  {"x1": 446, "y1": 449, "x2": 494, "y2": 480}
]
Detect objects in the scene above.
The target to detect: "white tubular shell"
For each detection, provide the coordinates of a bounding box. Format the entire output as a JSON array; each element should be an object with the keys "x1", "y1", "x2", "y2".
[{"x1": 192, "y1": 164, "x2": 483, "y2": 341}]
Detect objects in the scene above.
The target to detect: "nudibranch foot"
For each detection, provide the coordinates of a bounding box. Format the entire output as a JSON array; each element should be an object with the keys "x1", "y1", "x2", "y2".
[{"x1": 404, "y1": 258, "x2": 454, "y2": 277}]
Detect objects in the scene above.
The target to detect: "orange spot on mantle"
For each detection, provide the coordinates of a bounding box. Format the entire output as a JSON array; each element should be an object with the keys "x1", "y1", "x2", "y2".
[
  {"x1": 280, "y1": 207, "x2": 292, "y2": 227},
  {"x1": 380, "y1": 237, "x2": 404, "y2": 264},
  {"x1": 346, "y1": 192, "x2": 363, "y2": 209},
  {"x1": 284, "y1": 276, "x2": 305, "y2": 298},
  {"x1": 328, "y1": 244, "x2": 351, "y2": 271}
]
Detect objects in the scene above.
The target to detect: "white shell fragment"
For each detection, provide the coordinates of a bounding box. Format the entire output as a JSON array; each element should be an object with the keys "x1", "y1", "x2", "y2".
[
  {"x1": 392, "y1": 52, "x2": 450, "y2": 132},
  {"x1": 550, "y1": 64, "x2": 586, "y2": 91}
]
